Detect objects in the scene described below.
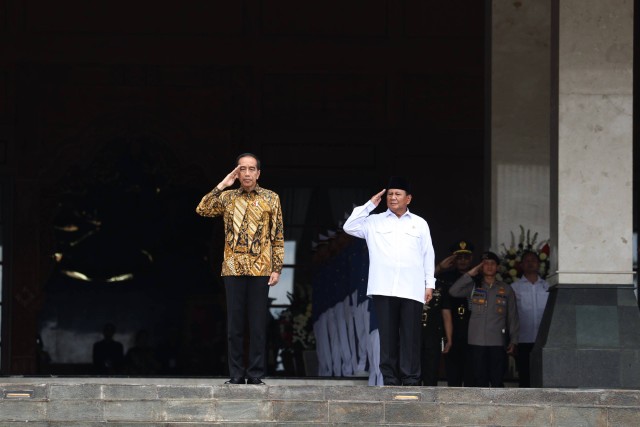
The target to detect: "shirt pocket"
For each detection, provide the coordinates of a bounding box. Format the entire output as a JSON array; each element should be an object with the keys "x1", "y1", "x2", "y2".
[
  {"x1": 495, "y1": 294, "x2": 508, "y2": 314},
  {"x1": 374, "y1": 226, "x2": 394, "y2": 242},
  {"x1": 402, "y1": 227, "x2": 422, "y2": 253},
  {"x1": 403, "y1": 225, "x2": 421, "y2": 239}
]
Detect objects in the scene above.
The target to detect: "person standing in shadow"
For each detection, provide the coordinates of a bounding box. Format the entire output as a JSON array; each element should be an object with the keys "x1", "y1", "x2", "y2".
[
  {"x1": 124, "y1": 329, "x2": 160, "y2": 375},
  {"x1": 436, "y1": 240, "x2": 476, "y2": 387},
  {"x1": 93, "y1": 323, "x2": 124, "y2": 375}
]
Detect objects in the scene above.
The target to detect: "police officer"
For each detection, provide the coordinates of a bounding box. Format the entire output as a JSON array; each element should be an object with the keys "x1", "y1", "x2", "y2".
[
  {"x1": 435, "y1": 240, "x2": 475, "y2": 387},
  {"x1": 449, "y1": 251, "x2": 519, "y2": 387},
  {"x1": 420, "y1": 277, "x2": 452, "y2": 386}
]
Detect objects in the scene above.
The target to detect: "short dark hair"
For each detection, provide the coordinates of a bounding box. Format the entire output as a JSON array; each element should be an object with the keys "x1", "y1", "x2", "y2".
[
  {"x1": 481, "y1": 251, "x2": 500, "y2": 263},
  {"x1": 236, "y1": 153, "x2": 261, "y2": 170},
  {"x1": 521, "y1": 250, "x2": 539, "y2": 261}
]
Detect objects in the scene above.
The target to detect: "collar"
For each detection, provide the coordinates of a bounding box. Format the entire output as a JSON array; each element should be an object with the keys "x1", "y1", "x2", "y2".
[
  {"x1": 384, "y1": 208, "x2": 412, "y2": 219},
  {"x1": 517, "y1": 275, "x2": 547, "y2": 286},
  {"x1": 234, "y1": 184, "x2": 262, "y2": 195}
]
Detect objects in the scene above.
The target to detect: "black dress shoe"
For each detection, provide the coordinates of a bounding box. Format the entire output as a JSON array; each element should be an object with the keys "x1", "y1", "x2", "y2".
[
  {"x1": 224, "y1": 377, "x2": 245, "y2": 384},
  {"x1": 247, "y1": 377, "x2": 265, "y2": 385}
]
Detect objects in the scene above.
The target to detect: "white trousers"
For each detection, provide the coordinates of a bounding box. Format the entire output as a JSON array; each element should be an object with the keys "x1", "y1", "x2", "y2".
[
  {"x1": 367, "y1": 329, "x2": 383, "y2": 386},
  {"x1": 333, "y1": 300, "x2": 354, "y2": 376},
  {"x1": 353, "y1": 297, "x2": 370, "y2": 373},
  {"x1": 313, "y1": 313, "x2": 332, "y2": 376},
  {"x1": 325, "y1": 306, "x2": 343, "y2": 376}
]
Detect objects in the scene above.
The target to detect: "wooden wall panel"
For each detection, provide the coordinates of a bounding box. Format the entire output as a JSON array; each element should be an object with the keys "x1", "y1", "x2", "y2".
[
  {"x1": 404, "y1": 74, "x2": 484, "y2": 129},
  {"x1": 262, "y1": 142, "x2": 376, "y2": 170},
  {"x1": 404, "y1": 0, "x2": 484, "y2": 38},
  {"x1": 261, "y1": 0, "x2": 388, "y2": 36},
  {"x1": 24, "y1": 0, "x2": 243, "y2": 34},
  {"x1": 0, "y1": 70, "x2": 7, "y2": 120},
  {"x1": 261, "y1": 74, "x2": 387, "y2": 126},
  {"x1": 0, "y1": 0, "x2": 6, "y2": 33}
]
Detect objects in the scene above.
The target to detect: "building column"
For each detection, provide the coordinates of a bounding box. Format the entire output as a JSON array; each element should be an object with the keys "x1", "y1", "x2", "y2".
[
  {"x1": 532, "y1": 0, "x2": 639, "y2": 388},
  {"x1": 490, "y1": 0, "x2": 551, "y2": 252}
]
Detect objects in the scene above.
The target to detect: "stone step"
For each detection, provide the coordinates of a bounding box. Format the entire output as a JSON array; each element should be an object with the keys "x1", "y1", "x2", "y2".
[{"x1": 0, "y1": 377, "x2": 639, "y2": 426}]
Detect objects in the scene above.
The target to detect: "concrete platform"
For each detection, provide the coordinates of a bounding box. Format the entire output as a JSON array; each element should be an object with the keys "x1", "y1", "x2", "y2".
[{"x1": 1, "y1": 376, "x2": 639, "y2": 426}]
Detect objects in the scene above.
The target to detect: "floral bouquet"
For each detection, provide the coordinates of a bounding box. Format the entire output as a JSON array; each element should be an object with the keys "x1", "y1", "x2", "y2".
[
  {"x1": 497, "y1": 225, "x2": 550, "y2": 284},
  {"x1": 278, "y1": 284, "x2": 315, "y2": 351}
]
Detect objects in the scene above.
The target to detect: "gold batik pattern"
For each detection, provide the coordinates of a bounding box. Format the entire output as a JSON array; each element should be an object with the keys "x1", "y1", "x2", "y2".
[{"x1": 196, "y1": 185, "x2": 284, "y2": 276}]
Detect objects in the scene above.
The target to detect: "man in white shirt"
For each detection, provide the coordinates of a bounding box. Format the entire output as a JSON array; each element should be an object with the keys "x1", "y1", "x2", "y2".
[
  {"x1": 511, "y1": 250, "x2": 549, "y2": 387},
  {"x1": 343, "y1": 176, "x2": 435, "y2": 386}
]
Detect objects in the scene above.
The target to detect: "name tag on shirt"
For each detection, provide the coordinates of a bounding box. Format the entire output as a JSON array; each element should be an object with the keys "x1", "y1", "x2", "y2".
[{"x1": 471, "y1": 289, "x2": 487, "y2": 305}]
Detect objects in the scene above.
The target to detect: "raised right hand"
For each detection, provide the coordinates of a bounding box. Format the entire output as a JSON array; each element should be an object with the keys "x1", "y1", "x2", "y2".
[
  {"x1": 217, "y1": 166, "x2": 240, "y2": 190},
  {"x1": 438, "y1": 254, "x2": 457, "y2": 271},
  {"x1": 467, "y1": 261, "x2": 484, "y2": 277},
  {"x1": 370, "y1": 188, "x2": 386, "y2": 207}
]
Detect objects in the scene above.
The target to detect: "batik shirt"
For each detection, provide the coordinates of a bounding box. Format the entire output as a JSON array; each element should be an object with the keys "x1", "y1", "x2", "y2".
[{"x1": 196, "y1": 185, "x2": 284, "y2": 277}]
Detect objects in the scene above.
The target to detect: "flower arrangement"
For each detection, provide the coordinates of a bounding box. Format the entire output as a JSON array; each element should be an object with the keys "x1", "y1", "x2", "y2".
[
  {"x1": 278, "y1": 283, "x2": 315, "y2": 351},
  {"x1": 497, "y1": 225, "x2": 550, "y2": 284}
]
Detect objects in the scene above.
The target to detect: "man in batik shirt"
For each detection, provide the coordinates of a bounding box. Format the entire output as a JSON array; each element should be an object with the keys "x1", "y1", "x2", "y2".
[{"x1": 196, "y1": 153, "x2": 284, "y2": 385}]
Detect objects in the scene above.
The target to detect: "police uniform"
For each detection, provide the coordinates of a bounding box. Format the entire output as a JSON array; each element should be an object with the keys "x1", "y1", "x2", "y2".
[
  {"x1": 449, "y1": 252, "x2": 519, "y2": 387},
  {"x1": 420, "y1": 278, "x2": 451, "y2": 386}
]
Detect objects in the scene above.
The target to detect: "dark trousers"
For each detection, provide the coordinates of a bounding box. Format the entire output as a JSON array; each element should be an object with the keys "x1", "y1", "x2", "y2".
[
  {"x1": 469, "y1": 345, "x2": 507, "y2": 387},
  {"x1": 373, "y1": 295, "x2": 423, "y2": 386},
  {"x1": 224, "y1": 276, "x2": 270, "y2": 379},
  {"x1": 445, "y1": 343, "x2": 475, "y2": 387},
  {"x1": 420, "y1": 343, "x2": 441, "y2": 386},
  {"x1": 516, "y1": 343, "x2": 534, "y2": 388}
]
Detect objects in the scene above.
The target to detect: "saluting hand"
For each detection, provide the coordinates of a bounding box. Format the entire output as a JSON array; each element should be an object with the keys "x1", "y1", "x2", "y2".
[
  {"x1": 467, "y1": 261, "x2": 484, "y2": 277},
  {"x1": 437, "y1": 254, "x2": 457, "y2": 272},
  {"x1": 370, "y1": 188, "x2": 386, "y2": 207},
  {"x1": 217, "y1": 165, "x2": 240, "y2": 190}
]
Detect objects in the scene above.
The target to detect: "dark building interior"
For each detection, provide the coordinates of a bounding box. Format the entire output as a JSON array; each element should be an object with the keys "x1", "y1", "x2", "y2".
[{"x1": 2, "y1": 0, "x2": 488, "y2": 376}]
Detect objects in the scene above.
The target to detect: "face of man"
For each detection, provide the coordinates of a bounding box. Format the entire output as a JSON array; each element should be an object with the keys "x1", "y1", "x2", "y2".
[
  {"x1": 521, "y1": 252, "x2": 540, "y2": 276},
  {"x1": 386, "y1": 188, "x2": 412, "y2": 216},
  {"x1": 482, "y1": 259, "x2": 498, "y2": 277},
  {"x1": 237, "y1": 155, "x2": 260, "y2": 191},
  {"x1": 455, "y1": 253, "x2": 473, "y2": 272}
]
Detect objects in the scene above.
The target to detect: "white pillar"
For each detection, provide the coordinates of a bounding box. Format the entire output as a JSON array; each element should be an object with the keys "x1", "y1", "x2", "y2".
[
  {"x1": 491, "y1": 0, "x2": 551, "y2": 252},
  {"x1": 549, "y1": 0, "x2": 634, "y2": 286},
  {"x1": 532, "y1": 0, "x2": 639, "y2": 389}
]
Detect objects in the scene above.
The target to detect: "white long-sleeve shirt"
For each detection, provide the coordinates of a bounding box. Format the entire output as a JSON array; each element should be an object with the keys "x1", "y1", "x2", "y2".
[
  {"x1": 343, "y1": 200, "x2": 435, "y2": 304},
  {"x1": 511, "y1": 275, "x2": 549, "y2": 343}
]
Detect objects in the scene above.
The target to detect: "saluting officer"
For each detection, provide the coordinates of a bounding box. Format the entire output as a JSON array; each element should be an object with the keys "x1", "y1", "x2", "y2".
[
  {"x1": 449, "y1": 251, "x2": 519, "y2": 388},
  {"x1": 435, "y1": 240, "x2": 476, "y2": 387}
]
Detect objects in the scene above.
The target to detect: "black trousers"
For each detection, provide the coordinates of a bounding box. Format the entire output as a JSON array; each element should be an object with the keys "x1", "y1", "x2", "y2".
[
  {"x1": 224, "y1": 276, "x2": 270, "y2": 379},
  {"x1": 373, "y1": 295, "x2": 423, "y2": 386},
  {"x1": 516, "y1": 342, "x2": 534, "y2": 388},
  {"x1": 445, "y1": 343, "x2": 475, "y2": 387},
  {"x1": 420, "y1": 342, "x2": 441, "y2": 386},
  {"x1": 469, "y1": 345, "x2": 507, "y2": 387}
]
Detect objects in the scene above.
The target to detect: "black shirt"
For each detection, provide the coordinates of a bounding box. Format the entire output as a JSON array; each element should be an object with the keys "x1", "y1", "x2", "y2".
[
  {"x1": 421, "y1": 279, "x2": 451, "y2": 346},
  {"x1": 438, "y1": 269, "x2": 474, "y2": 348}
]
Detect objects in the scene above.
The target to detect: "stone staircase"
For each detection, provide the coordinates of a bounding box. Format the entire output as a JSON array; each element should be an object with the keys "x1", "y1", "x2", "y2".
[{"x1": 0, "y1": 377, "x2": 638, "y2": 425}]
